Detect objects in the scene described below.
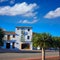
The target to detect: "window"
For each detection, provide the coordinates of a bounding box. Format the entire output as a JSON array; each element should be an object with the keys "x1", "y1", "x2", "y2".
[
  {"x1": 21, "y1": 30, "x2": 24, "y2": 34},
  {"x1": 28, "y1": 29, "x2": 30, "y2": 31},
  {"x1": 27, "y1": 36, "x2": 30, "y2": 39},
  {"x1": 13, "y1": 35, "x2": 15, "y2": 38},
  {"x1": 17, "y1": 28, "x2": 19, "y2": 30}
]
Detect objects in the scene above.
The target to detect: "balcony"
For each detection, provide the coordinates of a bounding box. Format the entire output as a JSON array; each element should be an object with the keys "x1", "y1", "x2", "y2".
[{"x1": 21, "y1": 35, "x2": 25, "y2": 42}]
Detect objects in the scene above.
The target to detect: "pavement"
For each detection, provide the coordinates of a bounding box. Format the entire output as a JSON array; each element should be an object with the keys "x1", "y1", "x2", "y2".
[{"x1": 0, "y1": 48, "x2": 59, "y2": 60}]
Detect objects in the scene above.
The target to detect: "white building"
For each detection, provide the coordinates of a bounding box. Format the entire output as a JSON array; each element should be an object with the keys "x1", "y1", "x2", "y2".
[{"x1": 3, "y1": 26, "x2": 32, "y2": 50}]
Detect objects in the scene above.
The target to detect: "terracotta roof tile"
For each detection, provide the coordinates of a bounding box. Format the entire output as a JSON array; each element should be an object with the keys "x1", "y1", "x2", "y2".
[{"x1": 4, "y1": 31, "x2": 16, "y2": 35}]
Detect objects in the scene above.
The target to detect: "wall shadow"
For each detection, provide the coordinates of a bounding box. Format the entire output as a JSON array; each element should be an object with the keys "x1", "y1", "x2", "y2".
[{"x1": 0, "y1": 47, "x2": 41, "y2": 53}]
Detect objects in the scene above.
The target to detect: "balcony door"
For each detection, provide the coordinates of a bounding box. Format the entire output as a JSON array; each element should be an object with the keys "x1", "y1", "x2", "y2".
[{"x1": 7, "y1": 35, "x2": 10, "y2": 40}]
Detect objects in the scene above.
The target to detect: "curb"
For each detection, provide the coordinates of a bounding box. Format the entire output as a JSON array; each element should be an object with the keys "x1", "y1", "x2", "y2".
[{"x1": 12, "y1": 56, "x2": 59, "y2": 60}]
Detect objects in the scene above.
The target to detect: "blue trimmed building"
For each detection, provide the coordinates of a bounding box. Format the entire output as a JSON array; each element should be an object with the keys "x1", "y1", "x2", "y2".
[{"x1": 2, "y1": 26, "x2": 32, "y2": 50}]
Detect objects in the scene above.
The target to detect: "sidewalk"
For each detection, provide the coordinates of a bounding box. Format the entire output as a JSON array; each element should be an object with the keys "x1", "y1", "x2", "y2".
[{"x1": 12, "y1": 56, "x2": 59, "y2": 60}]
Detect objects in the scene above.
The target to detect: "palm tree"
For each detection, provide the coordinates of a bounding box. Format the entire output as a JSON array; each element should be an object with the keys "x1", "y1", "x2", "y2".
[
  {"x1": 32, "y1": 33, "x2": 53, "y2": 60},
  {"x1": 38, "y1": 33, "x2": 53, "y2": 60}
]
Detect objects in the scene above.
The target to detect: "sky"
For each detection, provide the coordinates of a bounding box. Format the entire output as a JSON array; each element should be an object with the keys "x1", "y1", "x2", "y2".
[{"x1": 0, "y1": 0, "x2": 60, "y2": 36}]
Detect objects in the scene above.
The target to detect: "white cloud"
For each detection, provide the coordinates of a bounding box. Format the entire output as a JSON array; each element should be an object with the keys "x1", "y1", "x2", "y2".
[
  {"x1": 44, "y1": 7, "x2": 60, "y2": 19},
  {"x1": 23, "y1": 12, "x2": 37, "y2": 17},
  {"x1": 34, "y1": 16, "x2": 37, "y2": 19},
  {"x1": 0, "y1": 0, "x2": 15, "y2": 4},
  {"x1": 10, "y1": 0, "x2": 15, "y2": 4},
  {"x1": 0, "y1": 2, "x2": 38, "y2": 17},
  {"x1": 0, "y1": 0, "x2": 8, "y2": 2},
  {"x1": 19, "y1": 20, "x2": 38, "y2": 24}
]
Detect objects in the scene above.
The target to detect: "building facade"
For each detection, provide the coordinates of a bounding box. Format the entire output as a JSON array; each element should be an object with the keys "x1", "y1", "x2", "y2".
[{"x1": 2, "y1": 26, "x2": 32, "y2": 50}]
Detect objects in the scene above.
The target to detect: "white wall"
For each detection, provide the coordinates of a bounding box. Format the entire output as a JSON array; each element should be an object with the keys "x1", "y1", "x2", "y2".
[
  {"x1": 15, "y1": 27, "x2": 32, "y2": 50},
  {"x1": 3, "y1": 35, "x2": 15, "y2": 40},
  {"x1": 15, "y1": 28, "x2": 21, "y2": 50},
  {"x1": 3, "y1": 35, "x2": 7, "y2": 40}
]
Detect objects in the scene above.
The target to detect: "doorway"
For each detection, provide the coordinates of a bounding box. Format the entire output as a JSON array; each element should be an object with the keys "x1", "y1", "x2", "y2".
[
  {"x1": 6, "y1": 43, "x2": 10, "y2": 49},
  {"x1": 12, "y1": 42, "x2": 15, "y2": 48},
  {"x1": 21, "y1": 43, "x2": 30, "y2": 49}
]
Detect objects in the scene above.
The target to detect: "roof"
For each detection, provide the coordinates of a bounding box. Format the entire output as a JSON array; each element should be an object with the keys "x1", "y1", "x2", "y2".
[
  {"x1": 16, "y1": 26, "x2": 32, "y2": 29},
  {"x1": 4, "y1": 31, "x2": 16, "y2": 35}
]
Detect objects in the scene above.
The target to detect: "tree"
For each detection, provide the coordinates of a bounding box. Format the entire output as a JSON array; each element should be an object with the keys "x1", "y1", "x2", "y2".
[
  {"x1": 32, "y1": 33, "x2": 53, "y2": 60},
  {"x1": 32, "y1": 32, "x2": 39, "y2": 48},
  {"x1": 52, "y1": 37, "x2": 60, "y2": 60},
  {"x1": 0, "y1": 28, "x2": 4, "y2": 46}
]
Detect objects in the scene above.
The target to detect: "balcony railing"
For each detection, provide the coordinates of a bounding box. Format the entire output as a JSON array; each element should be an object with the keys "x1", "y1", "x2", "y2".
[{"x1": 21, "y1": 35, "x2": 25, "y2": 42}]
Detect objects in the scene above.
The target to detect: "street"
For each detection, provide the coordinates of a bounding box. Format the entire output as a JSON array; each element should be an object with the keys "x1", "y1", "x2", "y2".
[{"x1": 0, "y1": 50, "x2": 59, "y2": 60}]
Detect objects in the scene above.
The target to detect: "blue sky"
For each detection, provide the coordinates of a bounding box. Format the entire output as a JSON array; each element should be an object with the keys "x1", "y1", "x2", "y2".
[{"x1": 0, "y1": 0, "x2": 60, "y2": 36}]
